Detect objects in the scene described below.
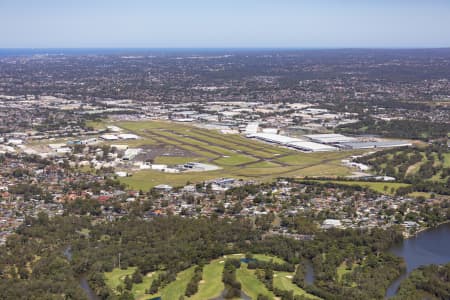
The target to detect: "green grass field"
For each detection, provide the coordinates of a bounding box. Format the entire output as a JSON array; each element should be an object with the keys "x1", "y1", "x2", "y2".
[
  {"x1": 237, "y1": 264, "x2": 276, "y2": 299},
  {"x1": 104, "y1": 267, "x2": 136, "y2": 291},
  {"x1": 104, "y1": 254, "x2": 324, "y2": 300},
  {"x1": 311, "y1": 180, "x2": 410, "y2": 195},
  {"x1": 104, "y1": 266, "x2": 196, "y2": 300},
  {"x1": 246, "y1": 161, "x2": 281, "y2": 168},
  {"x1": 444, "y1": 153, "x2": 450, "y2": 168},
  {"x1": 336, "y1": 262, "x2": 360, "y2": 282},
  {"x1": 104, "y1": 267, "x2": 159, "y2": 300},
  {"x1": 404, "y1": 152, "x2": 426, "y2": 176},
  {"x1": 273, "y1": 271, "x2": 319, "y2": 299},
  {"x1": 153, "y1": 156, "x2": 203, "y2": 165},
  {"x1": 408, "y1": 191, "x2": 433, "y2": 198},
  {"x1": 188, "y1": 259, "x2": 224, "y2": 300},
  {"x1": 84, "y1": 120, "x2": 367, "y2": 190},
  {"x1": 85, "y1": 120, "x2": 108, "y2": 130},
  {"x1": 252, "y1": 254, "x2": 286, "y2": 264},
  {"x1": 149, "y1": 266, "x2": 196, "y2": 300},
  {"x1": 119, "y1": 169, "x2": 225, "y2": 190},
  {"x1": 276, "y1": 151, "x2": 352, "y2": 166},
  {"x1": 360, "y1": 147, "x2": 449, "y2": 184},
  {"x1": 213, "y1": 154, "x2": 258, "y2": 166}
]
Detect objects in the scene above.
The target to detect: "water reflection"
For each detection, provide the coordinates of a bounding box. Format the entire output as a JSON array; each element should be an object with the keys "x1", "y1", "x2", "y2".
[{"x1": 386, "y1": 222, "x2": 450, "y2": 298}]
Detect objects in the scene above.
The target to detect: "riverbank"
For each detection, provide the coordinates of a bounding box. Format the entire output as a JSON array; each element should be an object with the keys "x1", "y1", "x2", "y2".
[
  {"x1": 403, "y1": 219, "x2": 450, "y2": 239},
  {"x1": 63, "y1": 246, "x2": 99, "y2": 300},
  {"x1": 386, "y1": 221, "x2": 450, "y2": 298}
]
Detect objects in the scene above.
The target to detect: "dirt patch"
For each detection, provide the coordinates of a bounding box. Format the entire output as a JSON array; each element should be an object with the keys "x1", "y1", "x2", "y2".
[{"x1": 406, "y1": 161, "x2": 423, "y2": 176}]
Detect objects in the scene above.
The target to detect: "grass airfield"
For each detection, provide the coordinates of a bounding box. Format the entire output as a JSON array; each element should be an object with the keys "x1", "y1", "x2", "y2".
[{"x1": 87, "y1": 120, "x2": 364, "y2": 190}]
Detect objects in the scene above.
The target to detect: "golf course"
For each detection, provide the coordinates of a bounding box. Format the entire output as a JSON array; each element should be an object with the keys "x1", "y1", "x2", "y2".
[{"x1": 104, "y1": 253, "x2": 321, "y2": 300}]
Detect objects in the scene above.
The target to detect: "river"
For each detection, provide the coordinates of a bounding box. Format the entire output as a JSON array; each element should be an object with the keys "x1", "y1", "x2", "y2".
[
  {"x1": 63, "y1": 246, "x2": 99, "y2": 300},
  {"x1": 385, "y1": 222, "x2": 450, "y2": 298},
  {"x1": 63, "y1": 222, "x2": 449, "y2": 300},
  {"x1": 305, "y1": 260, "x2": 315, "y2": 285}
]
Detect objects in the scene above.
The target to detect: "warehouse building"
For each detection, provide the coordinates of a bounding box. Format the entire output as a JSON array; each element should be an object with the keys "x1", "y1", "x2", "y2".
[
  {"x1": 117, "y1": 133, "x2": 140, "y2": 140},
  {"x1": 304, "y1": 133, "x2": 357, "y2": 144},
  {"x1": 100, "y1": 134, "x2": 119, "y2": 141},
  {"x1": 244, "y1": 122, "x2": 259, "y2": 135},
  {"x1": 122, "y1": 148, "x2": 142, "y2": 160},
  {"x1": 248, "y1": 132, "x2": 303, "y2": 144},
  {"x1": 287, "y1": 141, "x2": 337, "y2": 152},
  {"x1": 340, "y1": 140, "x2": 412, "y2": 150},
  {"x1": 248, "y1": 133, "x2": 336, "y2": 152}
]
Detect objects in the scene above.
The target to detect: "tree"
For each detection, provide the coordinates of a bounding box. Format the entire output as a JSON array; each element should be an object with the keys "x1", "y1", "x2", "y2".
[
  {"x1": 293, "y1": 264, "x2": 305, "y2": 288},
  {"x1": 124, "y1": 275, "x2": 133, "y2": 290},
  {"x1": 119, "y1": 290, "x2": 135, "y2": 300},
  {"x1": 148, "y1": 275, "x2": 161, "y2": 294},
  {"x1": 132, "y1": 268, "x2": 143, "y2": 284}
]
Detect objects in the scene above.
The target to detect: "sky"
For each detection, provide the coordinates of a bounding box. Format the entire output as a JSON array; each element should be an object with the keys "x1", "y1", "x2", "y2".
[{"x1": 1, "y1": 0, "x2": 450, "y2": 48}]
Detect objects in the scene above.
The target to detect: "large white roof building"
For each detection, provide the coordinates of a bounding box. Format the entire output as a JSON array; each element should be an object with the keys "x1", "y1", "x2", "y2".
[
  {"x1": 248, "y1": 132, "x2": 303, "y2": 144},
  {"x1": 287, "y1": 141, "x2": 337, "y2": 152},
  {"x1": 248, "y1": 133, "x2": 337, "y2": 152},
  {"x1": 304, "y1": 134, "x2": 357, "y2": 144},
  {"x1": 244, "y1": 122, "x2": 259, "y2": 134}
]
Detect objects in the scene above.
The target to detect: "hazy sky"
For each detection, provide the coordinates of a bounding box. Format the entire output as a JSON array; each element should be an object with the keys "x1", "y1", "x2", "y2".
[{"x1": 1, "y1": 0, "x2": 450, "y2": 48}]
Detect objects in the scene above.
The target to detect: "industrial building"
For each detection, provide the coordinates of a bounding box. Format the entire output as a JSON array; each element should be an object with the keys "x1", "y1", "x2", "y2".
[
  {"x1": 248, "y1": 133, "x2": 337, "y2": 152},
  {"x1": 101, "y1": 133, "x2": 140, "y2": 141},
  {"x1": 100, "y1": 134, "x2": 119, "y2": 141},
  {"x1": 248, "y1": 132, "x2": 303, "y2": 144},
  {"x1": 304, "y1": 134, "x2": 357, "y2": 144},
  {"x1": 244, "y1": 122, "x2": 259, "y2": 135},
  {"x1": 248, "y1": 132, "x2": 411, "y2": 153},
  {"x1": 117, "y1": 133, "x2": 140, "y2": 140},
  {"x1": 287, "y1": 141, "x2": 337, "y2": 152},
  {"x1": 122, "y1": 148, "x2": 142, "y2": 160},
  {"x1": 340, "y1": 140, "x2": 412, "y2": 150}
]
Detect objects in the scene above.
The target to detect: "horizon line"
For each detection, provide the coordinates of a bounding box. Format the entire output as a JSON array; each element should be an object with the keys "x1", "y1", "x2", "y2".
[{"x1": 1, "y1": 46, "x2": 450, "y2": 50}]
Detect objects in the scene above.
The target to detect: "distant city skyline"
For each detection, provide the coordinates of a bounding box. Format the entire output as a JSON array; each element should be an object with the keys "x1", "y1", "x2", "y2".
[{"x1": 1, "y1": 0, "x2": 450, "y2": 48}]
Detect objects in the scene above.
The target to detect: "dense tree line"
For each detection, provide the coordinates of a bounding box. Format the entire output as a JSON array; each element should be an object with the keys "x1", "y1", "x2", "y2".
[
  {"x1": 355, "y1": 144, "x2": 450, "y2": 195},
  {"x1": 337, "y1": 118, "x2": 450, "y2": 140},
  {"x1": 292, "y1": 262, "x2": 307, "y2": 288},
  {"x1": 394, "y1": 263, "x2": 450, "y2": 300},
  {"x1": 0, "y1": 212, "x2": 412, "y2": 300},
  {"x1": 147, "y1": 271, "x2": 176, "y2": 295},
  {"x1": 0, "y1": 215, "x2": 92, "y2": 299},
  {"x1": 252, "y1": 227, "x2": 405, "y2": 299},
  {"x1": 184, "y1": 266, "x2": 203, "y2": 297},
  {"x1": 248, "y1": 259, "x2": 295, "y2": 273},
  {"x1": 222, "y1": 259, "x2": 242, "y2": 298},
  {"x1": 0, "y1": 215, "x2": 256, "y2": 299}
]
